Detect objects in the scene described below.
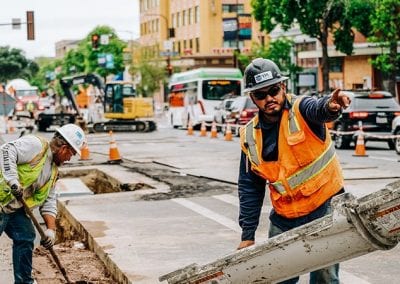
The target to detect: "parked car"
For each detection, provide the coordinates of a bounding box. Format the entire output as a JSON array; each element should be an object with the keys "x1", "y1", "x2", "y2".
[
  {"x1": 332, "y1": 90, "x2": 400, "y2": 149},
  {"x1": 214, "y1": 97, "x2": 237, "y2": 125},
  {"x1": 225, "y1": 96, "x2": 258, "y2": 135},
  {"x1": 392, "y1": 116, "x2": 400, "y2": 154}
]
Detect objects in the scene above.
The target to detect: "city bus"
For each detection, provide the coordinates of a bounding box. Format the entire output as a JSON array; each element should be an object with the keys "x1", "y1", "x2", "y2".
[{"x1": 167, "y1": 67, "x2": 243, "y2": 128}]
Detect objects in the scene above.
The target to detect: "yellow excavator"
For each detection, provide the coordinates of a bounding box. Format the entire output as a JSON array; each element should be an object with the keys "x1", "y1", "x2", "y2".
[{"x1": 37, "y1": 73, "x2": 156, "y2": 132}]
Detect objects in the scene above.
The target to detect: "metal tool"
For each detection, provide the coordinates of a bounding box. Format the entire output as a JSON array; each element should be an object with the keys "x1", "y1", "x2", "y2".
[{"x1": 15, "y1": 193, "x2": 73, "y2": 284}]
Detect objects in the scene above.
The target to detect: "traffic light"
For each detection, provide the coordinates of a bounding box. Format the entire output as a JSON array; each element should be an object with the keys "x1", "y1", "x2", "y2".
[
  {"x1": 26, "y1": 11, "x2": 35, "y2": 40},
  {"x1": 91, "y1": 34, "x2": 100, "y2": 49}
]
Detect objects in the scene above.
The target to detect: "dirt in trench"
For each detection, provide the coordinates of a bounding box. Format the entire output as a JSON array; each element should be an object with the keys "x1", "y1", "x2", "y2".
[{"x1": 33, "y1": 241, "x2": 113, "y2": 284}]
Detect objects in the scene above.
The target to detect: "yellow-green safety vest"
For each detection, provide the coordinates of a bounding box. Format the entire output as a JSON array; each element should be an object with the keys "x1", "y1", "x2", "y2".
[{"x1": 0, "y1": 136, "x2": 58, "y2": 209}]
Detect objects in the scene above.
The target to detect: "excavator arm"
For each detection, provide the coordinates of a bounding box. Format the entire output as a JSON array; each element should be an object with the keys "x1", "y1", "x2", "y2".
[
  {"x1": 60, "y1": 73, "x2": 105, "y2": 116},
  {"x1": 37, "y1": 73, "x2": 105, "y2": 132}
]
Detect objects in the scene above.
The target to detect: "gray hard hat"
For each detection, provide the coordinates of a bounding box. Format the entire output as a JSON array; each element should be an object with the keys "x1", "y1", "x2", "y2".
[{"x1": 243, "y1": 58, "x2": 288, "y2": 93}]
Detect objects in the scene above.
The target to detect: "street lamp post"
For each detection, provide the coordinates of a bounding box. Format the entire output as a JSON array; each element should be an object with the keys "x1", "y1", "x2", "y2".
[
  {"x1": 117, "y1": 30, "x2": 137, "y2": 82},
  {"x1": 145, "y1": 13, "x2": 173, "y2": 76}
]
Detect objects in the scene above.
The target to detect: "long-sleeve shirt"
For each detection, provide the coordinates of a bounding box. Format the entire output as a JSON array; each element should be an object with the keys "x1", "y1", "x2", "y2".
[
  {"x1": 238, "y1": 95, "x2": 343, "y2": 241},
  {"x1": 0, "y1": 135, "x2": 57, "y2": 217}
]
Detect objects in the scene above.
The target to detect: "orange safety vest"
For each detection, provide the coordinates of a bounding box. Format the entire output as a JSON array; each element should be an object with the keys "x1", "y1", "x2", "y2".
[{"x1": 240, "y1": 95, "x2": 344, "y2": 218}]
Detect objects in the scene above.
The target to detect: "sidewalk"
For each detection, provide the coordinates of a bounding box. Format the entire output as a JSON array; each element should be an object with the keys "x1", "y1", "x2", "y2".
[{"x1": 0, "y1": 235, "x2": 13, "y2": 283}]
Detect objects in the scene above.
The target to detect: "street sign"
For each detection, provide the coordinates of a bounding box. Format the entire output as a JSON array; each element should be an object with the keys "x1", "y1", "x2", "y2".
[
  {"x1": 163, "y1": 40, "x2": 173, "y2": 51},
  {"x1": 100, "y1": 34, "x2": 109, "y2": 45},
  {"x1": 160, "y1": 51, "x2": 179, "y2": 57},
  {"x1": 12, "y1": 18, "x2": 21, "y2": 30}
]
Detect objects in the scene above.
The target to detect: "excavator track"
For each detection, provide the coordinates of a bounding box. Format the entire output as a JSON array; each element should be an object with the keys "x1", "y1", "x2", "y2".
[{"x1": 92, "y1": 120, "x2": 157, "y2": 133}]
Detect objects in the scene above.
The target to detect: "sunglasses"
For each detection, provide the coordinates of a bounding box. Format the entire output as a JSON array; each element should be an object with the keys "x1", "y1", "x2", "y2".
[{"x1": 251, "y1": 84, "x2": 281, "y2": 100}]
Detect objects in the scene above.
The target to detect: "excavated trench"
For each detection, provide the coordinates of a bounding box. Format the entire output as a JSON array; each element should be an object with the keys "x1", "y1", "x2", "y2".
[{"x1": 33, "y1": 162, "x2": 236, "y2": 283}]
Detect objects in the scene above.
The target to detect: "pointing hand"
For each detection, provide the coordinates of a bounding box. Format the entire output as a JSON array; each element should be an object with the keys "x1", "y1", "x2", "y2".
[{"x1": 328, "y1": 89, "x2": 351, "y2": 112}]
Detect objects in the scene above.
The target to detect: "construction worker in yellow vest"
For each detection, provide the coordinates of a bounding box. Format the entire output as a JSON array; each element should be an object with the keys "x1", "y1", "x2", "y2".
[
  {"x1": 237, "y1": 58, "x2": 351, "y2": 284},
  {"x1": 0, "y1": 124, "x2": 85, "y2": 284}
]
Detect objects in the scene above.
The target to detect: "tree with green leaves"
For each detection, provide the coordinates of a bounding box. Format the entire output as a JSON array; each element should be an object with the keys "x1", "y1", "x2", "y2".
[
  {"x1": 251, "y1": 0, "x2": 373, "y2": 93},
  {"x1": 238, "y1": 38, "x2": 302, "y2": 92},
  {"x1": 368, "y1": 0, "x2": 399, "y2": 97},
  {"x1": 30, "y1": 58, "x2": 64, "y2": 95},
  {"x1": 81, "y1": 26, "x2": 127, "y2": 79},
  {"x1": 0, "y1": 46, "x2": 39, "y2": 83},
  {"x1": 130, "y1": 61, "x2": 167, "y2": 97},
  {"x1": 61, "y1": 49, "x2": 85, "y2": 76}
]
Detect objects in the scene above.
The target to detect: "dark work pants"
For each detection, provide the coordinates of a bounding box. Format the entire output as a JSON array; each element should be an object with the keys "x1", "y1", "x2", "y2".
[{"x1": 0, "y1": 207, "x2": 36, "y2": 284}]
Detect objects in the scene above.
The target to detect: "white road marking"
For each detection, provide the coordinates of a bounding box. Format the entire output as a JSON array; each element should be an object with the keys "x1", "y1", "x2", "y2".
[
  {"x1": 368, "y1": 155, "x2": 399, "y2": 162},
  {"x1": 213, "y1": 194, "x2": 273, "y2": 213},
  {"x1": 172, "y1": 198, "x2": 241, "y2": 232}
]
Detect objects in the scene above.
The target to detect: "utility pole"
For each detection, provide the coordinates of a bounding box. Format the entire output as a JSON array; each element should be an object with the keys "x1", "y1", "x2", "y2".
[{"x1": 145, "y1": 13, "x2": 174, "y2": 75}]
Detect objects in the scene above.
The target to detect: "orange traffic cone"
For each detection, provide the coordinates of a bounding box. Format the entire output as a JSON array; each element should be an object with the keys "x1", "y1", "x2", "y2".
[
  {"x1": 210, "y1": 121, "x2": 218, "y2": 138},
  {"x1": 108, "y1": 131, "x2": 122, "y2": 163},
  {"x1": 353, "y1": 131, "x2": 368, "y2": 157},
  {"x1": 79, "y1": 143, "x2": 91, "y2": 161},
  {"x1": 200, "y1": 121, "x2": 207, "y2": 137},
  {"x1": 187, "y1": 119, "x2": 194, "y2": 135},
  {"x1": 224, "y1": 123, "x2": 233, "y2": 141}
]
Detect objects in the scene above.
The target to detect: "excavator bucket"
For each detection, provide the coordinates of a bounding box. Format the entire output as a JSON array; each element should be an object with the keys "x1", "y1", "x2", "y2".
[{"x1": 160, "y1": 180, "x2": 400, "y2": 284}]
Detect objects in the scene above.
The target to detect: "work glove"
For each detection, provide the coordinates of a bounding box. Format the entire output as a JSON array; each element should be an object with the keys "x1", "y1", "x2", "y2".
[
  {"x1": 10, "y1": 184, "x2": 23, "y2": 199},
  {"x1": 40, "y1": 229, "x2": 56, "y2": 250}
]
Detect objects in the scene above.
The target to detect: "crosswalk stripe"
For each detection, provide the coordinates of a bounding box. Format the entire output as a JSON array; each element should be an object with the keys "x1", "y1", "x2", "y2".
[
  {"x1": 212, "y1": 194, "x2": 273, "y2": 213},
  {"x1": 172, "y1": 198, "x2": 241, "y2": 233}
]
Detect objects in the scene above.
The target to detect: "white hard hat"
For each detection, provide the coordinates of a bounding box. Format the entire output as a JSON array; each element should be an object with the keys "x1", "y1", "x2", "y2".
[{"x1": 56, "y1": 124, "x2": 86, "y2": 156}]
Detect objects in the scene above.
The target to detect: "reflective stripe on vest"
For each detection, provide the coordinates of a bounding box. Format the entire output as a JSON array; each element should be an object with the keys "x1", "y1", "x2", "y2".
[
  {"x1": 24, "y1": 165, "x2": 58, "y2": 208},
  {"x1": 271, "y1": 141, "x2": 336, "y2": 195},
  {"x1": 244, "y1": 94, "x2": 299, "y2": 166},
  {"x1": 244, "y1": 121, "x2": 260, "y2": 166},
  {"x1": 287, "y1": 94, "x2": 300, "y2": 134}
]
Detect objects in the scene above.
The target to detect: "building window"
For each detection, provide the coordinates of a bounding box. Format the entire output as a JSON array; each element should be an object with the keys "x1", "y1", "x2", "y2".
[
  {"x1": 223, "y1": 40, "x2": 244, "y2": 49},
  {"x1": 222, "y1": 4, "x2": 244, "y2": 13},
  {"x1": 195, "y1": 6, "x2": 199, "y2": 23},
  {"x1": 189, "y1": 39, "x2": 193, "y2": 49},
  {"x1": 296, "y1": 41, "x2": 316, "y2": 52},
  {"x1": 178, "y1": 41, "x2": 181, "y2": 54},
  {"x1": 183, "y1": 40, "x2": 187, "y2": 49},
  {"x1": 188, "y1": 8, "x2": 192, "y2": 25},
  {"x1": 299, "y1": 58, "x2": 317, "y2": 68},
  {"x1": 182, "y1": 10, "x2": 186, "y2": 26},
  {"x1": 329, "y1": 57, "x2": 344, "y2": 72},
  {"x1": 196, "y1": 38, "x2": 200, "y2": 53},
  {"x1": 177, "y1": 12, "x2": 180, "y2": 27}
]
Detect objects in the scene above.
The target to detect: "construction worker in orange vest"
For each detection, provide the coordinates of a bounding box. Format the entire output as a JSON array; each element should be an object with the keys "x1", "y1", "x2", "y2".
[{"x1": 237, "y1": 58, "x2": 351, "y2": 284}]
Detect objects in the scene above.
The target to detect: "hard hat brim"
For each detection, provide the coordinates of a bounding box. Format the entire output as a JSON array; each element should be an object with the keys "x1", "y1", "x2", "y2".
[{"x1": 244, "y1": 76, "x2": 289, "y2": 93}]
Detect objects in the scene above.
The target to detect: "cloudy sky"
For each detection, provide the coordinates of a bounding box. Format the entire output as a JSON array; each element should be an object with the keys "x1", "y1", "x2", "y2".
[{"x1": 1, "y1": 0, "x2": 140, "y2": 59}]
